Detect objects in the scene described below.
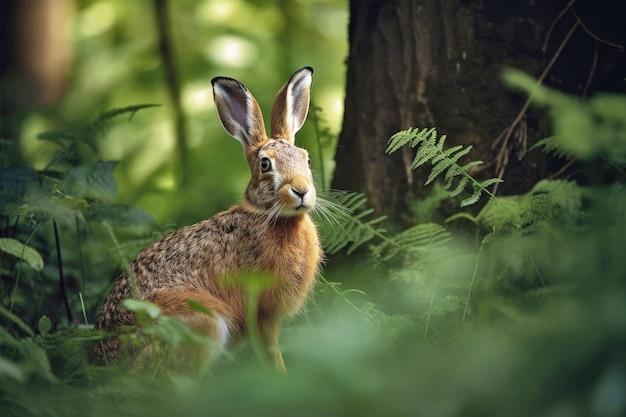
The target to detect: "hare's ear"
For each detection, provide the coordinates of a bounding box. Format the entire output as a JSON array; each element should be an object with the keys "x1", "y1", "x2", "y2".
[
  {"x1": 212, "y1": 76, "x2": 267, "y2": 149},
  {"x1": 271, "y1": 66, "x2": 313, "y2": 144}
]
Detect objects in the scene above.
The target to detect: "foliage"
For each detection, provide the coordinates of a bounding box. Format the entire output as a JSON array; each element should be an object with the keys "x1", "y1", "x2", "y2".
[
  {"x1": 387, "y1": 127, "x2": 503, "y2": 207},
  {"x1": 315, "y1": 190, "x2": 386, "y2": 255},
  {"x1": 1, "y1": 106, "x2": 156, "y2": 330},
  {"x1": 505, "y1": 68, "x2": 626, "y2": 168},
  {"x1": 2, "y1": 10, "x2": 625, "y2": 416}
]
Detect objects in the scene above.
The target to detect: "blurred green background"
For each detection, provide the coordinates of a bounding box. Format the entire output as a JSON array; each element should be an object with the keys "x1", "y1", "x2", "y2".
[{"x1": 15, "y1": 0, "x2": 347, "y2": 224}]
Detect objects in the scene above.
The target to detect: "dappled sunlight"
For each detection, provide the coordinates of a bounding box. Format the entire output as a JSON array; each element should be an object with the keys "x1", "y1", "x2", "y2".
[
  {"x1": 318, "y1": 87, "x2": 345, "y2": 131},
  {"x1": 206, "y1": 35, "x2": 259, "y2": 68},
  {"x1": 76, "y1": 1, "x2": 116, "y2": 39},
  {"x1": 182, "y1": 82, "x2": 215, "y2": 116},
  {"x1": 18, "y1": 115, "x2": 58, "y2": 170},
  {"x1": 196, "y1": 0, "x2": 240, "y2": 23},
  {"x1": 127, "y1": 120, "x2": 176, "y2": 187},
  {"x1": 196, "y1": 0, "x2": 284, "y2": 36}
]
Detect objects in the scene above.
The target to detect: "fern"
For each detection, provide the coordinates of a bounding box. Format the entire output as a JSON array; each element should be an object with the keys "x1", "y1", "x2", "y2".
[
  {"x1": 315, "y1": 190, "x2": 387, "y2": 255},
  {"x1": 37, "y1": 104, "x2": 160, "y2": 153},
  {"x1": 477, "y1": 180, "x2": 588, "y2": 235},
  {"x1": 387, "y1": 127, "x2": 502, "y2": 207},
  {"x1": 531, "y1": 136, "x2": 572, "y2": 160},
  {"x1": 505, "y1": 69, "x2": 626, "y2": 169},
  {"x1": 371, "y1": 223, "x2": 452, "y2": 264},
  {"x1": 62, "y1": 161, "x2": 118, "y2": 200}
]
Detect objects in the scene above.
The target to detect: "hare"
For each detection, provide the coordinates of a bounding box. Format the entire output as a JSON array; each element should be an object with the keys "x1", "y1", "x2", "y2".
[{"x1": 90, "y1": 67, "x2": 322, "y2": 372}]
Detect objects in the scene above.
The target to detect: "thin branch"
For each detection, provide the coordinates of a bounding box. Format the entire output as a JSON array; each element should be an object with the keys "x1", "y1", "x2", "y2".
[
  {"x1": 548, "y1": 159, "x2": 576, "y2": 179},
  {"x1": 572, "y1": 10, "x2": 625, "y2": 49},
  {"x1": 492, "y1": 20, "x2": 580, "y2": 194},
  {"x1": 542, "y1": 0, "x2": 576, "y2": 53},
  {"x1": 53, "y1": 221, "x2": 74, "y2": 323},
  {"x1": 582, "y1": 43, "x2": 598, "y2": 98},
  {"x1": 153, "y1": 0, "x2": 189, "y2": 184}
]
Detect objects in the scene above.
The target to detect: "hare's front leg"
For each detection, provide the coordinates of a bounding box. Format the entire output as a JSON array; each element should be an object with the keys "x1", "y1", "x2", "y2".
[{"x1": 258, "y1": 320, "x2": 286, "y2": 372}]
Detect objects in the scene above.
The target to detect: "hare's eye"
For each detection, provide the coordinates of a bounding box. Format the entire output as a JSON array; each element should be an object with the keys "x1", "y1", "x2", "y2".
[
  {"x1": 260, "y1": 157, "x2": 272, "y2": 172},
  {"x1": 307, "y1": 157, "x2": 312, "y2": 168}
]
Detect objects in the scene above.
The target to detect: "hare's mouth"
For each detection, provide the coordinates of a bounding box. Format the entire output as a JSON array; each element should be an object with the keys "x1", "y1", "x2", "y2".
[
  {"x1": 277, "y1": 200, "x2": 315, "y2": 217},
  {"x1": 284, "y1": 203, "x2": 312, "y2": 216}
]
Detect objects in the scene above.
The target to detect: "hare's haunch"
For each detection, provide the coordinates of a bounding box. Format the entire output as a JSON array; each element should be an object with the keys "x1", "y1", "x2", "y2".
[{"x1": 90, "y1": 67, "x2": 322, "y2": 372}]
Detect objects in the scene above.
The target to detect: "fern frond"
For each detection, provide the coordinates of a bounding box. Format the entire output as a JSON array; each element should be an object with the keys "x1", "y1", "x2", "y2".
[
  {"x1": 387, "y1": 127, "x2": 500, "y2": 207},
  {"x1": 531, "y1": 136, "x2": 572, "y2": 159},
  {"x1": 449, "y1": 177, "x2": 469, "y2": 197},
  {"x1": 460, "y1": 189, "x2": 482, "y2": 207},
  {"x1": 479, "y1": 178, "x2": 504, "y2": 189},
  {"x1": 431, "y1": 145, "x2": 466, "y2": 164},
  {"x1": 426, "y1": 158, "x2": 456, "y2": 185},
  {"x1": 371, "y1": 223, "x2": 452, "y2": 264},
  {"x1": 314, "y1": 190, "x2": 387, "y2": 255},
  {"x1": 37, "y1": 104, "x2": 160, "y2": 152},
  {"x1": 477, "y1": 180, "x2": 588, "y2": 235}
]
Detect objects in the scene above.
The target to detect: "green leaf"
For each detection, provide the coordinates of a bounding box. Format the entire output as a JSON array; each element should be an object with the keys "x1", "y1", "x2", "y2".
[
  {"x1": 229, "y1": 271, "x2": 275, "y2": 294},
  {"x1": 0, "y1": 356, "x2": 26, "y2": 383},
  {"x1": 431, "y1": 145, "x2": 464, "y2": 163},
  {"x1": 448, "y1": 177, "x2": 469, "y2": 197},
  {"x1": 63, "y1": 161, "x2": 118, "y2": 200},
  {"x1": 0, "y1": 302, "x2": 34, "y2": 336},
  {"x1": 459, "y1": 160, "x2": 484, "y2": 172},
  {"x1": 460, "y1": 190, "x2": 482, "y2": 207},
  {"x1": 89, "y1": 202, "x2": 155, "y2": 226},
  {"x1": 37, "y1": 316, "x2": 52, "y2": 335},
  {"x1": 479, "y1": 178, "x2": 504, "y2": 189},
  {"x1": 426, "y1": 158, "x2": 455, "y2": 185},
  {"x1": 186, "y1": 299, "x2": 215, "y2": 317},
  {"x1": 123, "y1": 299, "x2": 161, "y2": 322},
  {"x1": 0, "y1": 238, "x2": 44, "y2": 271}
]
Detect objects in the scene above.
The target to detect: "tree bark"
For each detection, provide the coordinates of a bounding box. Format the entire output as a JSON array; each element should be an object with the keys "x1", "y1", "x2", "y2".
[
  {"x1": 333, "y1": 0, "x2": 626, "y2": 222},
  {"x1": 0, "y1": 0, "x2": 73, "y2": 165}
]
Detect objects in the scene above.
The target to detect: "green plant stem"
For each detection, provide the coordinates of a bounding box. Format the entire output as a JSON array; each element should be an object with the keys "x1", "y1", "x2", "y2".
[
  {"x1": 153, "y1": 0, "x2": 189, "y2": 185},
  {"x1": 463, "y1": 249, "x2": 483, "y2": 322},
  {"x1": 53, "y1": 221, "x2": 74, "y2": 323},
  {"x1": 75, "y1": 216, "x2": 86, "y2": 294},
  {"x1": 79, "y1": 292, "x2": 88, "y2": 325},
  {"x1": 9, "y1": 221, "x2": 42, "y2": 313},
  {"x1": 0, "y1": 302, "x2": 34, "y2": 337},
  {"x1": 423, "y1": 294, "x2": 434, "y2": 341},
  {"x1": 244, "y1": 287, "x2": 273, "y2": 368},
  {"x1": 529, "y1": 255, "x2": 546, "y2": 287},
  {"x1": 318, "y1": 275, "x2": 379, "y2": 324}
]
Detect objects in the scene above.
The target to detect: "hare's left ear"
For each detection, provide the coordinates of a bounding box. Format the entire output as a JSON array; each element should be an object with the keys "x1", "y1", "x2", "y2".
[
  {"x1": 271, "y1": 66, "x2": 313, "y2": 144},
  {"x1": 212, "y1": 76, "x2": 268, "y2": 150}
]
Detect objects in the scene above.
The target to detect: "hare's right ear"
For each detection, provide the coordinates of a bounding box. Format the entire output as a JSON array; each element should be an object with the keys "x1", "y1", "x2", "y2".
[
  {"x1": 212, "y1": 77, "x2": 268, "y2": 149},
  {"x1": 271, "y1": 66, "x2": 313, "y2": 144}
]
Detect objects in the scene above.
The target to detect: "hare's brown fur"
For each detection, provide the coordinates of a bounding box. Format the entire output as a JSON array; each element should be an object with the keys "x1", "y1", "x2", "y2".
[{"x1": 90, "y1": 67, "x2": 321, "y2": 371}]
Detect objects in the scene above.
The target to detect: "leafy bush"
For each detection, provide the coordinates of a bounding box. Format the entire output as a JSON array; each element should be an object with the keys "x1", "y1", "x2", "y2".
[{"x1": 0, "y1": 105, "x2": 157, "y2": 330}]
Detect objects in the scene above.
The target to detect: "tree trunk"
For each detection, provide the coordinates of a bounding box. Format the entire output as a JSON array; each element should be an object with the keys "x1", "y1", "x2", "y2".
[
  {"x1": 333, "y1": 0, "x2": 626, "y2": 222},
  {"x1": 0, "y1": 0, "x2": 73, "y2": 165}
]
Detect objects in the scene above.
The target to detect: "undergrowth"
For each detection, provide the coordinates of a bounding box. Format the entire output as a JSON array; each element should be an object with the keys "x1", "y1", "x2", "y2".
[{"x1": 1, "y1": 75, "x2": 625, "y2": 417}]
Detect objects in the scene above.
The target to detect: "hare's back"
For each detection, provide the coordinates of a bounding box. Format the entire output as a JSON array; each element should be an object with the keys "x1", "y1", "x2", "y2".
[{"x1": 127, "y1": 207, "x2": 264, "y2": 290}]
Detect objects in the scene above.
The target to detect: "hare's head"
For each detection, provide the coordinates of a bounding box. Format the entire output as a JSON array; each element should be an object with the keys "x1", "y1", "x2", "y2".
[{"x1": 212, "y1": 67, "x2": 316, "y2": 217}]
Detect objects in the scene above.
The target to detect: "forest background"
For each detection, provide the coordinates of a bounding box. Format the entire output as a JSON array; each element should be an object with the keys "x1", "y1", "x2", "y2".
[{"x1": 1, "y1": 1, "x2": 625, "y2": 416}]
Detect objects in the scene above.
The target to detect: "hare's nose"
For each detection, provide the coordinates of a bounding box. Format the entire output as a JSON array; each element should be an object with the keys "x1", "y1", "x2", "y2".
[{"x1": 291, "y1": 186, "x2": 308, "y2": 199}]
